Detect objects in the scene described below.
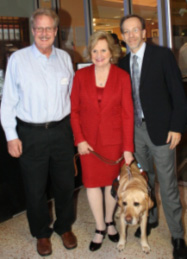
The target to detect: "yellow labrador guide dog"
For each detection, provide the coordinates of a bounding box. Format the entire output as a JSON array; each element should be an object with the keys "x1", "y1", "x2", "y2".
[{"x1": 117, "y1": 162, "x2": 154, "y2": 254}]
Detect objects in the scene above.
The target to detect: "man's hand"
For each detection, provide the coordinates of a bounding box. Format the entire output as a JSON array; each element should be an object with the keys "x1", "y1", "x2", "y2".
[
  {"x1": 7, "y1": 139, "x2": 22, "y2": 158},
  {"x1": 123, "y1": 151, "x2": 134, "y2": 165},
  {"x1": 166, "y1": 131, "x2": 181, "y2": 150},
  {"x1": 77, "y1": 141, "x2": 93, "y2": 155}
]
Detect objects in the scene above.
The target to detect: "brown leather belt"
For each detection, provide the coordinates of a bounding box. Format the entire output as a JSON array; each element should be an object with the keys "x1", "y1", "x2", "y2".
[{"x1": 17, "y1": 115, "x2": 69, "y2": 129}]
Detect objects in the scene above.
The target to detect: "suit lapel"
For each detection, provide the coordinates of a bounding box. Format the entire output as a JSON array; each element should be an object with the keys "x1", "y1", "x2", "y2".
[
  {"x1": 86, "y1": 65, "x2": 100, "y2": 110},
  {"x1": 119, "y1": 53, "x2": 130, "y2": 74},
  {"x1": 140, "y1": 44, "x2": 153, "y2": 86},
  {"x1": 99, "y1": 64, "x2": 114, "y2": 110},
  {"x1": 126, "y1": 54, "x2": 131, "y2": 74}
]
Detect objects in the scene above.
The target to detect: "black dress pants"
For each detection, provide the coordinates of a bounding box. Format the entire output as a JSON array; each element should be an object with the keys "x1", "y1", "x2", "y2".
[{"x1": 17, "y1": 116, "x2": 75, "y2": 238}]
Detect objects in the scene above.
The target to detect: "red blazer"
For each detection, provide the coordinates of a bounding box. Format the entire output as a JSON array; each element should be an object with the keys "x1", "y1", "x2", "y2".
[{"x1": 70, "y1": 64, "x2": 134, "y2": 152}]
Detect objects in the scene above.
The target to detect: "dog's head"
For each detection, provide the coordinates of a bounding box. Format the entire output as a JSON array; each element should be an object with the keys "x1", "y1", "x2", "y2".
[
  {"x1": 118, "y1": 187, "x2": 154, "y2": 225},
  {"x1": 117, "y1": 163, "x2": 154, "y2": 225}
]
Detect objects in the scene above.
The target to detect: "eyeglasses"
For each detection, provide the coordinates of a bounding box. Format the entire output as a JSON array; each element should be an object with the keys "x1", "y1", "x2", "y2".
[
  {"x1": 34, "y1": 27, "x2": 55, "y2": 33},
  {"x1": 123, "y1": 27, "x2": 142, "y2": 35}
]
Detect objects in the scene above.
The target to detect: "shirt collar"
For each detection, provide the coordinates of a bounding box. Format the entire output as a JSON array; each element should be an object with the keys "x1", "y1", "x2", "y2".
[
  {"x1": 31, "y1": 44, "x2": 56, "y2": 58},
  {"x1": 130, "y1": 42, "x2": 146, "y2": 61}
]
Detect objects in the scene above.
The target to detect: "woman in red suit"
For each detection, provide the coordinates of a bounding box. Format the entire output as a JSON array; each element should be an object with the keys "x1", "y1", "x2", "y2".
[{"x1": 71, "y1": 31, "x2": 134, "y2": 251}]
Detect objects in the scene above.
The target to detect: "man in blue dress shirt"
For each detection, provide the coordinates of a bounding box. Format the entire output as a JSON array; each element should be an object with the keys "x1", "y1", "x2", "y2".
[{"x1": 1, "y1": 8, "x2": 77, "y2": 256}]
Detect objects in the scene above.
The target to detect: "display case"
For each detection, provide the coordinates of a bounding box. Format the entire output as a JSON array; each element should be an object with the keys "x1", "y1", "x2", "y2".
[
  {"x1": 0, "y1": 16, "x2": 30, "y2": 222},
  {"x1": 0, "y1": 17, "x2": 30, "y2": 99}
]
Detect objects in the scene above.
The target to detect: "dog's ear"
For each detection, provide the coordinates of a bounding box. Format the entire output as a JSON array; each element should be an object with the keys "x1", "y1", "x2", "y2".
[
  {"x1": 117, "y1": 177, "x2": 127, "y2": 197},
  {"x1": 148, "y1": 197, "x2": 154, "y2": 209},
  {"x1": 117, "y1": 190, "x2": 127, "y2": 208},
  {"x1": 144, "y1": 194, "x2": 154, "y2": 211},
  {"x1": 117, "y1": 196, "x2": 123, "y2": 207}
]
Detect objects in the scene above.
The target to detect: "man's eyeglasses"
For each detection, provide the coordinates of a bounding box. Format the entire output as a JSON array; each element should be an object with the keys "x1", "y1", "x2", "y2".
[
  {"x1": 123, "y1": 27, "x2": 142, "y2": 35},
  {"x1": 34, "y1": 27, "x2": 55, "y2": 33}
]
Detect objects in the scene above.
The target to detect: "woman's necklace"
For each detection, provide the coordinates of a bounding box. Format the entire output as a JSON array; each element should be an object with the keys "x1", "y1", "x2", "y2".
[
  {"x1": 95, "y1": 66, "x2": 110, "y2": 87},
  {"x1": 98, "y1": 80, "x2": 106, "y2": 87}
]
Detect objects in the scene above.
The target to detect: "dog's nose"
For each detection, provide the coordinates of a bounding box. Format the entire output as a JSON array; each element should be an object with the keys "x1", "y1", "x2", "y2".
[{"x1": 125, "y1": 215, "x2": 133, "y2": 224}]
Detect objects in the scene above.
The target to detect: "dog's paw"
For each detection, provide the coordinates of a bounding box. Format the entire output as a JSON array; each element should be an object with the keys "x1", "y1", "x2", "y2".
[
  {"x1": 117, "y1": 241, "x2": 126, "y2": 252},
  {"x1": 142, "y1": 244, "x2": 151, "y2": 254}
]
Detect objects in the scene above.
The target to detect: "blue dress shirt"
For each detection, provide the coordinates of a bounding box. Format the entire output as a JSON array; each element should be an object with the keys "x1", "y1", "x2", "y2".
[{"x1": 1, "y1": 44, "x2": 74, "y2": 141}]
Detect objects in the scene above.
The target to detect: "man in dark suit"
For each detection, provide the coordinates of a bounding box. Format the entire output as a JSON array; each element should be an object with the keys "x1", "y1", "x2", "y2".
[{"x1": 119, "y1": 14, "x2": 187, "y2": 259}]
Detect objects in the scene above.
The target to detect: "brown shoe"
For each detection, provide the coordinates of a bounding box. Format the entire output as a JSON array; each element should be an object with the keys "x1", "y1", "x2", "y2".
[
  {"x1": 61, "y1": 231, "x2": 77, "y2": 250},
  {"x1": 37, "y1": 238, "x2": 52, "y2": 256}
]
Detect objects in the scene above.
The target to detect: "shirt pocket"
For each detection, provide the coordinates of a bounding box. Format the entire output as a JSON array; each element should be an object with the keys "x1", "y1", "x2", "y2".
[{"x1": 57, "y1": 73, "x2": 71, "y2": 93}]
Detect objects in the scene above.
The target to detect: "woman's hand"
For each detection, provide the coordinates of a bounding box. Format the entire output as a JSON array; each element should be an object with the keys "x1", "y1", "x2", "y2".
[
  {"x1": 123, "y1": 151, "x2": 134, "y2": 165},
  {"x1": 77, "y1": 141, "x2": 93, "y2": 155}
]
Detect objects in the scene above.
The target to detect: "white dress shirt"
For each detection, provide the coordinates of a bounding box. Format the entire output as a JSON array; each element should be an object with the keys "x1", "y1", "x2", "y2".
[{"x1": 1, "y1": 44, "x2": 74, "y2": 141}]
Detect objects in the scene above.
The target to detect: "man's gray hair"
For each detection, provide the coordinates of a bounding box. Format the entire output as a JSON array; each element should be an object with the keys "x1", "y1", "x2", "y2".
[{"x1": 30, "y1": 8, "x2": 59, "y2": 28}]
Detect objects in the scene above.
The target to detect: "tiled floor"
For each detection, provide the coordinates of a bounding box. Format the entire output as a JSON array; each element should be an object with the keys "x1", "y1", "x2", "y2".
[{"x1": 0, "y1": 184, "x2": 186, "y2": 259}]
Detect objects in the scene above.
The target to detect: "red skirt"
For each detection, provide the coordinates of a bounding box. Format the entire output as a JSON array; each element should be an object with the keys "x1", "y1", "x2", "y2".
[{"x1": 80, "y1": 135, "x2": 124, "y2": 188}]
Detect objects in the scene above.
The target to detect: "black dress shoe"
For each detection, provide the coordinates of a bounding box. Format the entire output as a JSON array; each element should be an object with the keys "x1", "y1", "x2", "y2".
[
  {"x1": 134, "y1": 221, "x2": 158, "y2": 238},
  {"x1": 106, "y1": 221, "x2": 119, "y2": 242},
  {"x1": 172, "y1": 237, "x2": 187, "y2": 259},
  {"x1": 89, "y1": 229, "x2": 106, "y2": 252}
]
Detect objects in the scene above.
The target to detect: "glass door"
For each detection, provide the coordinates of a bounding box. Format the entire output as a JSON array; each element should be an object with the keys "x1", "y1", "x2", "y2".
[
  {"x1": 170, "y1": 0, "x2": 187, "y2": 79},
  {"x1": 131, "y1": 0, "x2": 159, "y2": 45},
  {"x1": 170, "y1": 0, "x2": 187, "y2": 185},
  {"x1": 90, "y1": 0, "x2": 124, "y2": 43},
  {"x1": 90, "y1": 0, "x2": 159, "y2": 48}
]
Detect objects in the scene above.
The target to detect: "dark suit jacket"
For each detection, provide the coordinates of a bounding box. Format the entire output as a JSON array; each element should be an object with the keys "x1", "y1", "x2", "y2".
[
  {"x1": 119, "y1": 43, "x2": 187, "y2": 146},
  {"x1": 70, "y1": 64, "x2": 134, "y2": 152}
]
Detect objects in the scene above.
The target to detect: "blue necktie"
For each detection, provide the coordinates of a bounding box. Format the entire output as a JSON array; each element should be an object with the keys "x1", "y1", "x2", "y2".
[{"x1": 132, "y1": 55, "x2": 143, "y2": 126}]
